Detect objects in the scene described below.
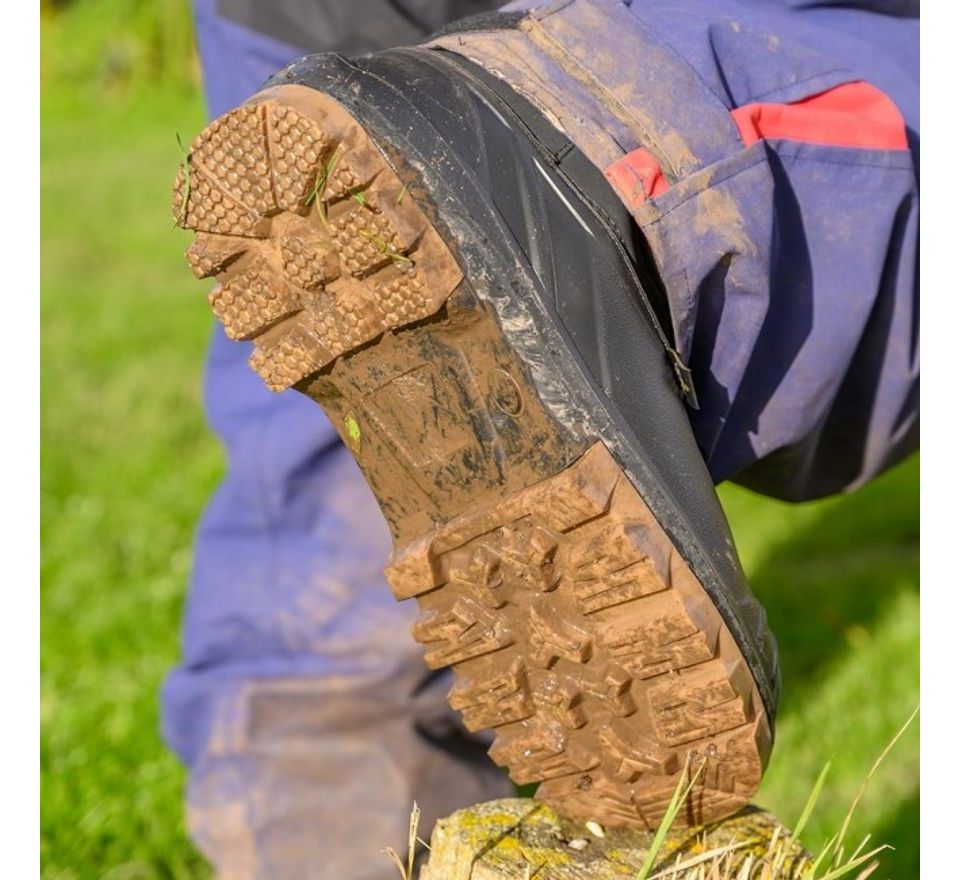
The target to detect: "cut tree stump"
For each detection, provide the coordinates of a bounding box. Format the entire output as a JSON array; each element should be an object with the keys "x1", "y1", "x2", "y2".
[{"x1": 419, "y1": 798, "x2": 807, "y2": 879}]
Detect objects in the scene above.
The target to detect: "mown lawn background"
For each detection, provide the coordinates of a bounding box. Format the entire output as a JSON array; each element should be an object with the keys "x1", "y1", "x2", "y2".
[{"x1": 40, "y1": 3, "x2": 919, "y2": 878}]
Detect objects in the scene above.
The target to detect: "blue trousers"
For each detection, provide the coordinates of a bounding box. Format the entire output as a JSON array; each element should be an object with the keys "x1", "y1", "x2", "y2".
[{"x1": 163, "y1": 2, "x2": 918, "y2": 877}]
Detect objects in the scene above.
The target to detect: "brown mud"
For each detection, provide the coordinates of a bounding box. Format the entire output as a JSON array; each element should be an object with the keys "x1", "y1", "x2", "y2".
[{"x1": 173, "y1": 84, "x2": 770, "y2": 829}]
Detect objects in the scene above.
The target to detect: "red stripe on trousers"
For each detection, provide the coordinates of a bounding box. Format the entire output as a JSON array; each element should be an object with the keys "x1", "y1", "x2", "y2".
[{"x1": 731, "y1": 80, "x2": 908, "y2": 150}]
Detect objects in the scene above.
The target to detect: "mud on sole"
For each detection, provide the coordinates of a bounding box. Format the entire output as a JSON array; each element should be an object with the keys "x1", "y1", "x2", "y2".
[{"x1": 173, "y1": 84, "x2": 770, "y2": 830}]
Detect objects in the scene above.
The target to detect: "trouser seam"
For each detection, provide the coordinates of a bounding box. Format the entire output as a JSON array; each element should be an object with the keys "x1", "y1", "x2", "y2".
[{"x1": 518, "y1": 14, "x2": 677, "y2": 177}]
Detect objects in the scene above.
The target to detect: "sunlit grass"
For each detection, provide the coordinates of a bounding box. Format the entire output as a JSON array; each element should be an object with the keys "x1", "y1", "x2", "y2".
[{"x1": 42, "y1": 83, "x2": 215, "y2": 879}]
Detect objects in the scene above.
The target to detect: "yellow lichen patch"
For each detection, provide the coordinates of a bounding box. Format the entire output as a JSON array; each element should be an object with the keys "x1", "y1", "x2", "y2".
[{"x1": 420, "y1": 798, "x2": 807, "y2": 880}]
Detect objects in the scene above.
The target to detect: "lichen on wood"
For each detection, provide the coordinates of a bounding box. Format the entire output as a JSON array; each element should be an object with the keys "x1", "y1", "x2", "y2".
[{"x1": 419, "y1": 798, "x2": 806, "y2": 879}]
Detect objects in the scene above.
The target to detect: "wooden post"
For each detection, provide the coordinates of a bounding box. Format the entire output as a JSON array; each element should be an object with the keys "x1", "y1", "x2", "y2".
[{"x1": 420, "y1": 798, "x2": 807, "y2": 879}]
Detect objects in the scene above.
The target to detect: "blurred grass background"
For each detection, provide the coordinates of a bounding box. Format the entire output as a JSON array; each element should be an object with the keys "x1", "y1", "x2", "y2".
[{"x1": 39, "y1": 2, "x2": 919, "y2": 878}]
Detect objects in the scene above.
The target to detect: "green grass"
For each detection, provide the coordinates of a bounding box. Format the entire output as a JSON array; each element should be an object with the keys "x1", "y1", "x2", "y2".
[
  {"x1": 40, "y1": 7, "x2": 918, "y2": 878},
  {"x1": 723, "y1": 463, "x2": 920, "y2": 877},
  {"x1": 41, "y1": 0, "x2": 198, "y2": 99},
  {"x1": 41, "y1": 79, "x2": 216, "y2": 880}
]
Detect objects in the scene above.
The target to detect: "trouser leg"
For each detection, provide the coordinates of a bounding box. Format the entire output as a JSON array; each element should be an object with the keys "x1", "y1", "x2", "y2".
[
  {"x1": 163, "y1": 3, "x2": 511, "y2": 878},
  {"x1": 433, "y1": 0, "x2": 919, "y2": 499}
]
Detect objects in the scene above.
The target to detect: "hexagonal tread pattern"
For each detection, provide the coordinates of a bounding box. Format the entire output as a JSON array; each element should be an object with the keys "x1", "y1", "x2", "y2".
[{"x1": 173, "y1": 84, "x2": 462, "y2": 390}]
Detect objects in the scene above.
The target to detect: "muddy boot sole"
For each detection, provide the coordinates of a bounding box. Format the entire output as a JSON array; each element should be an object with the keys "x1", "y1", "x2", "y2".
[{"x1": 173, "y1": 62, "x2": 773, "y2": 830}]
